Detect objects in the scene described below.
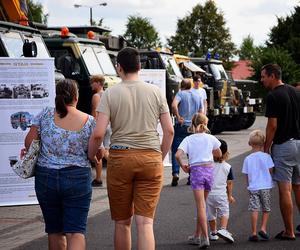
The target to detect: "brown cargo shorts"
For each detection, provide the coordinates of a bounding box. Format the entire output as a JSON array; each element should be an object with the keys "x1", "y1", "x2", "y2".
[{"x1": 107, "y1": 149, "x2": 163, "y2": 221}]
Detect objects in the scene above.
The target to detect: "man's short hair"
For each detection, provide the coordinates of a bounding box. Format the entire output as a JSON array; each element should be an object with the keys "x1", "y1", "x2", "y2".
[
  {"x1": 193, "y1": 75, "x2": 201, "y2": 82},
  {"x1": 90, "y1": 75, "x2": 105, "y2": 86},
  {"x1": 261, "y1": 63, "x2": 282, "y2": 80},
  {"x1": 117, "y1": 47, "x2": 140, "y2": 73},
  {"x1": 180, "y1": 79, "x2": 191, "y2": 90}
]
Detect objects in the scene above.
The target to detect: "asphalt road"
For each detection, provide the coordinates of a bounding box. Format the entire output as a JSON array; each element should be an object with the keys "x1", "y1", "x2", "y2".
[{"x1": 16, "y1": 152, "x2": 300, "y2": 250}]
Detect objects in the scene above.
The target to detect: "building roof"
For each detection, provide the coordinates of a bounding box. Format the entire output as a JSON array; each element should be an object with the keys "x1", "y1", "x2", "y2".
[{"x1": 231, "y1": 60, "x2": 254, "y2": 80}]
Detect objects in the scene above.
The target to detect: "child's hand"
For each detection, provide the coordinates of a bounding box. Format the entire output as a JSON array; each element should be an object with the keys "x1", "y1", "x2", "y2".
[
  {"x1": 228, "y1": 196, "x2": 235, "y2": 203},
  {"x1": 20, "y1": 148, "x2": 27, "y2": 159},
  {"x1": 181, "y1": 164, "x2": 190, "y2": 173}
]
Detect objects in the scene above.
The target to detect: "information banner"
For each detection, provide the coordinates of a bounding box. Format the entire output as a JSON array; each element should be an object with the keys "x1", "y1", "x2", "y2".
[
  {"x1": 139, "y1": 69, "x2": 171, "y2": 166},
  {"x1": 0, "y1": 58, "x2": 55, "y2": 206}
]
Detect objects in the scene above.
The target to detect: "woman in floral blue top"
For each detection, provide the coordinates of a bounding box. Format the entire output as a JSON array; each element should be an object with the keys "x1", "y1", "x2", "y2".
[{"x1": 25, "y1": 79, "x2": 95, "y2": 250}]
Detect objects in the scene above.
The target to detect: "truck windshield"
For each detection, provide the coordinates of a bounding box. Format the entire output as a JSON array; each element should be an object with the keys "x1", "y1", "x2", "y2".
[
  {"x1": 79, "y1": 44, "x2": 103, "y2": 75},
  {"x1": 94, "y1": 47, "x2": 117, "y2": 75},
  {"x1": 160, "y1": 54, "x2": 183, "y2": 78},
  {"x1": 25, "y1": 35, "x2": 50, "y2": 58},
  {"x1": 0, "y1": 31, "x2": 23, "y2": 57},
  {"x1": 210, "y1": 63, "x2": 228, "y2": 80}
]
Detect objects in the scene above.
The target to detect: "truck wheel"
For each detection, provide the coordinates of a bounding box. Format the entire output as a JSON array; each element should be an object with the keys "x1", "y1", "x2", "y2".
[
  {"x1": 243, "y1": 113, "x2": 256, "y2": 129},
  {"x1": 208, "y1": 117, "x2": 223, "y2": 135}
]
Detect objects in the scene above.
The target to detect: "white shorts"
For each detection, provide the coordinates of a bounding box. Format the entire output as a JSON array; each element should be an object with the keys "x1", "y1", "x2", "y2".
[{"x1": 206, "y1": 195, "x2": 229, "y2": 221}]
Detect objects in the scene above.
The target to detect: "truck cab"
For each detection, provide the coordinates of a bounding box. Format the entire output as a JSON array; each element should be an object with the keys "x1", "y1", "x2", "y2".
[{"x1": 41, "y1": 29, "x2": 120, "y2": 114}]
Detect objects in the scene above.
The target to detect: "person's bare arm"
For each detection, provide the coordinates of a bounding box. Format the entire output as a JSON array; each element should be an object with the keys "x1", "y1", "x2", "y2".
[
  {"x1": 159, "y1": 112, "x2": 174, "y2": 160},
  {"x1": 91, "y1": 94, "x2": 100, "y2": 118},
  {"x1": 226, "y1": 180, "x2": 235, "y2": 203},
  {"x1": 203, "y1": 99, "x2": 208, "y2": 115},
  {"x1": 25, "y1": 125, "x2": 39, "y2": 150},
  {"x1": 175, "y1": 149, "x2": 189, "y2": 173},
  {"x1": 264, "y1": 117, "x2": 277, "y2": 153},
  {"x1": 212, "y1": 148, "x2": 222, "y2": 159},
  {"x1": 88, "y1": 112, "x2": 109, "y2": 161},
  {"x1": 171, "y1": 97, "x2": 184, "y2": 125}
]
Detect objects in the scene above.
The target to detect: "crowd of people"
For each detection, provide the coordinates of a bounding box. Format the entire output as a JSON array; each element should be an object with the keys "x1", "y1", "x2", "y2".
[{"x1": 23, "y1": 47, "x2": 300, "y2": 250}]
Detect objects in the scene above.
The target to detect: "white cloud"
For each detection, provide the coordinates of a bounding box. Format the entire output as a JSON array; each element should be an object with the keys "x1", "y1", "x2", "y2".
[{"x1": 37, "y1": 0, "x2": 299, "y2": 47}]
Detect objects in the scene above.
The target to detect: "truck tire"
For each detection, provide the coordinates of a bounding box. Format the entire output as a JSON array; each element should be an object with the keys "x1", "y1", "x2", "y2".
[
  {"x1": 208, "y1": 117, "x2": 223, "y2": 135},
  {"x1": 243, "y1": 113, "x2": 256, "y2": 129}
]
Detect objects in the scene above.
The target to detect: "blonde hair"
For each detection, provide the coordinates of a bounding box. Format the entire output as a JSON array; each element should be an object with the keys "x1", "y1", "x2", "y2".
[
  {"x1": 90, "y1": 74, "x2": 105, "y2": 86},
  {"x1": 188, "y1": 113, "x2": 210, "y2": 133},
  {"x1": 249, "y1": 129, "x2": 265, "y2": 146}
]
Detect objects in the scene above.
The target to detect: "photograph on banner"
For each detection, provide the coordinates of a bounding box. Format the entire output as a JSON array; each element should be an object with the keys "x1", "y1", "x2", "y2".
[
  {"x1": 0, "y1": 58, "x2": 55, "y2": 206},
  {"x1": 139, "y1": 69, "x2": 171, "y2": 166}
]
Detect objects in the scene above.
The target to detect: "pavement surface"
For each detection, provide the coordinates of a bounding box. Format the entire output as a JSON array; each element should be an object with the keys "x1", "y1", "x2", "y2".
[{"x1": 1, "y1": 116, "x2": 300, "y2": 249}]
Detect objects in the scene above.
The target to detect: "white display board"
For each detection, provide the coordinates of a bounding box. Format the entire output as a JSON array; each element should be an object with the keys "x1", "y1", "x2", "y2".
[
  {"x1": 139, "y1": 69, "x2": 171, "y2": 166},
  {"x1": 0, "y1": 58, "x2": 55, "y2": 206}
]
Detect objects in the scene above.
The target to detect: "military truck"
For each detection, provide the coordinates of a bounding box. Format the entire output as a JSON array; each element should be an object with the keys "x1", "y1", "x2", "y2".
[
  {"x1": 59, "y1": 25, "x2": 128, "y2": 67},
  {"x1": 40, "y1": 28, "x2": 120, "y2": 114},
  {"x1": 191, "y1": 57, "x2": 256, "y2": 132}
]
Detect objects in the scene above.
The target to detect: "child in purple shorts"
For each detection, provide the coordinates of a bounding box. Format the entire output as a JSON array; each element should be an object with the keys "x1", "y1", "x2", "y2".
[{"x1": 176, "y1": 113, "x2": 222, "y2": 249}]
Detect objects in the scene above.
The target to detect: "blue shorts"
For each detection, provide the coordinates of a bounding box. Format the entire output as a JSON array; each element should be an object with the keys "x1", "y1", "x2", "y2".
[{"x1": 35, "y1": 165, "x2": 92, "y2": 234}]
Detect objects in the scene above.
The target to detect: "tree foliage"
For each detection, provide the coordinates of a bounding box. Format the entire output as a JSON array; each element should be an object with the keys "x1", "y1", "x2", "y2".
[
  {"x1": 239, "y1": 35, "x2": 257, "y2": 60},
  {"x1": 250, "y1": 47, "x2": 300, "y2": 90},
  {"x1": 123, "y1": 15, "x2": 161, "y2": 49},
  {"x1": 27, "y1": 0, "x2": 48, "y2": 24},
  {"x1": 167, "y1": 0, "x2": 236, "y2": 63},
  {"x1": 267, "y1": 6, "x2": 300, "y2": 64}
]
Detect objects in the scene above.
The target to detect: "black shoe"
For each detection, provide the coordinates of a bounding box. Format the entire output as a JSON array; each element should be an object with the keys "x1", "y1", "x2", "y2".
[
  {"x1": 258, "y1": 230, "x2": 270, "y2": 241},
  {"x1": 296, "y1": 224, "x2": 300, "y2": 233},
  {"x1": 171, "y1": 175, "x2": 179, "y2": 186},
  {"x1": 92, "y1": 179, "x2": 103, "y2": 187},
  {"x1": 248, "y1": 235, "x2": 259, "y2": 242},
  {"x1": 186, "y1": 175, "x2": 191, "y2": 185}
]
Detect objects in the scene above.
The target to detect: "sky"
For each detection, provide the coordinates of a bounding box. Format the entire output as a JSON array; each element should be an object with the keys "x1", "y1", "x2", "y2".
[{"x1": 37, "y1": 0, "x2": 299, "y2": 47}]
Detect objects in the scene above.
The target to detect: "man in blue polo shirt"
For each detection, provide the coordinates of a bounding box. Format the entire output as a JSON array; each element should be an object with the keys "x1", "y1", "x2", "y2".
[{"x1": 171, "y1": 79, "x2": 203, "y2": 186}]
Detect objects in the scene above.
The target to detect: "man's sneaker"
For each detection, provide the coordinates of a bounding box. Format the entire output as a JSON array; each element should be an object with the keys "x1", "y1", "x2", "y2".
[
  {"x1": 209, "y1": 232, "x2": 219, "y2": 241},
  {"x1": 217, "y1": 229, "x2": 234, "y2": 243},
  {"x1": 171, "y1": 175, "x2": 179, "y2": 186},
  {"x1": 187, "y1": 235, "x2": 201, "y2": 245},
  {"x1": 199, "y1": 237, "x2": 210, "y2": 249}
]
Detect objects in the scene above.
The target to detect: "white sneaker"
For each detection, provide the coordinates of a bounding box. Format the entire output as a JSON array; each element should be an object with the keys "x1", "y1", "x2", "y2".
[
  {"x1": 199, "y1": 237, "x2": 210, "y2": 249},
  {"x1": 187, "y1": 235, "x2": 201, "y2": 245},
  {"x1": 209, "y1": 232, "x2": 219, "y2": 241},
  {"x1": 217, "y1": 229, "x2": 234, "y2": 243}
]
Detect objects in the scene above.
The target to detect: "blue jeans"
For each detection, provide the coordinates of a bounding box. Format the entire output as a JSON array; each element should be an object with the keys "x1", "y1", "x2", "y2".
[
  {"x1": 171, "y1": 124, "x2": 191, "y2": 176},
  {"x1": 35, "y1": 165, "x2": 92, "y2": 234}
]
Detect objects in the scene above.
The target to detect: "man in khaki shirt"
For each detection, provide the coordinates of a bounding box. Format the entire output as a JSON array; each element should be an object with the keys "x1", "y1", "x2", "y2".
[{"x1": 88, "y1": 47, "x2": 174, "y2": 250}]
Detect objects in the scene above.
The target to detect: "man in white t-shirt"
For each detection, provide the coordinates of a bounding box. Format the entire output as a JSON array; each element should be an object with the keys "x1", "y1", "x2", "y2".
[{"x1": 192, "y1": 75, "x2": 207, "y2": 115}]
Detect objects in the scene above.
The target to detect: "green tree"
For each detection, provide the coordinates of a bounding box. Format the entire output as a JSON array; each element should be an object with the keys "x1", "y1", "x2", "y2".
[
  {"x1": 27, "y1": 0, "x2": 48, "y2": 24},
  {"x1": 167, "y1": 0, "x2": 236, "y2": 63},
  {"x1": 267, "y1": 6, "x2": 300, "y2": 64},
  {"x1": 250, "y1": 46, "x2": 300, "y2": 97},
  {"x1": 123, "y1": 15, "x2": 161, "y2": 49},
  {"x1": 239, "y1": 35, "x2": 257, "y2": 60}
]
